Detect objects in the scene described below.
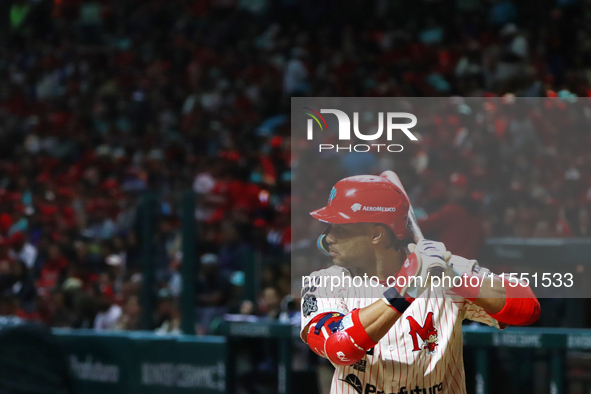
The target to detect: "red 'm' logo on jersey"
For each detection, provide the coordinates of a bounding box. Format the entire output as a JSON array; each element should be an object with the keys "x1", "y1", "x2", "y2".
[{"x1": 407, "y1": 312, "x2": 438, "y2": 354}]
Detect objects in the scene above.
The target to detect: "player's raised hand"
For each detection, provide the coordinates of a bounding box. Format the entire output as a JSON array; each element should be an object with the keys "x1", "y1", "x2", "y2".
[
  {"x1": 447, "y1": 254, "x2": 490, "y2": 278},
  {"x1": 409, "y1": 240, "x2": 452, "y2": 263},
  {"x1": 393, "y1": 239, "x2": 452, "y2": 299}
]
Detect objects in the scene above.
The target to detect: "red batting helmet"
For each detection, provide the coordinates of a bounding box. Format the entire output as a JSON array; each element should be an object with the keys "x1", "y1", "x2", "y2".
[{"x1": 310, "y1": 174, "x2": 411, "y2": 241}]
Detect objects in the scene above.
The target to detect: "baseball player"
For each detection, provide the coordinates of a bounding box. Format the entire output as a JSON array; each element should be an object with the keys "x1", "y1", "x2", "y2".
[{"x1": 300, "y1": 174, "x2": 540, "y2": 394}]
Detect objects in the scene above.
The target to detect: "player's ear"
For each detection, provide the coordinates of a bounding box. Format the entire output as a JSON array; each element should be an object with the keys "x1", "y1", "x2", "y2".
[
  {"x1": 371, "y1": 224, "x2": 396, "y2": 249},
  {"x1": 370, "y1": 224, "x2": 388, "y2": 246}
]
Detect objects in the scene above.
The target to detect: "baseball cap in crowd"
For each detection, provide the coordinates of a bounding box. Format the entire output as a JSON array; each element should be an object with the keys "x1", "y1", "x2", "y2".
[
  {"x1": 500, "y1": 23, "x2": 518, "y2": 36},
  {"x1": 158, "y1": 288, "x2": 173, "y2": 300},
  {"x1": 200, "y1": 253, "x2": 218, "y2": 265},
  {"x1": 0, "y1": 214, "x2": 12, "y2": 233},
  {"x1": 230, "y1": 271, "x2": 245, "y2": 287},
  {"x1": 450, "y1": 173, "x2": 468, "y2": 187},
  {"x1": 62, "y1": 278, "x2": 83, "y2": 291},
  {"x1": 106, "y1": 254, "x2": 123, "y2": 267}
]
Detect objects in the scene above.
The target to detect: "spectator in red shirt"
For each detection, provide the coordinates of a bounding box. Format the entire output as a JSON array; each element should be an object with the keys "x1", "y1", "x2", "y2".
[
  {"x1": 37, "y1": 244, "x2": 68, "y2": 296},
  {"x1": 418, "y1": 173, "x2": 486, "y2": 259}
]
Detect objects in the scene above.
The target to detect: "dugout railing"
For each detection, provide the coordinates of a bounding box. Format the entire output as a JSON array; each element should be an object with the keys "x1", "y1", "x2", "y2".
[
  {"x1": 212, "y1": 321, "x2": 591, "y2": 394},
  {"x1": 1, "y1": 318, "x2": 588, "y2": 393}
]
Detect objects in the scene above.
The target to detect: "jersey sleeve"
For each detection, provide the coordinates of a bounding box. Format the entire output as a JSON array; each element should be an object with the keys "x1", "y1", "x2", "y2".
[
  {"x1": 300, "y1": 265, "x2": 351, "y2": 340},
  {"x1": 462, "y1": 300, "x2": 503, "y2": 329},
  {"x1": 461, "y1": 267, "x2": 507, "y2": 329},
  {"x1": 450, "y1": 255, "x2": 505, "y2": 329}
]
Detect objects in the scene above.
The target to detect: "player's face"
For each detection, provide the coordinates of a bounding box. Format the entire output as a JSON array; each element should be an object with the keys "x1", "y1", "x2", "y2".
[{"x1": 324, "y1": 223, "x2": 376, "y2": 269}]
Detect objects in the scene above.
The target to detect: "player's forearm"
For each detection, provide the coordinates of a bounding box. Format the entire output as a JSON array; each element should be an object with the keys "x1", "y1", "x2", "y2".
[
  {"x1": 453, "y1": 273, "x2": 541, "y2": 325},
  {"x1": 358, "y1": 299, "x2": 403, "y2": 342},
  {"x1": 304, "y1": 292, "x2": 407, "y2": 366},
  {"x1": 470, "y1": 276, "x2": 506, "y2": 314}
]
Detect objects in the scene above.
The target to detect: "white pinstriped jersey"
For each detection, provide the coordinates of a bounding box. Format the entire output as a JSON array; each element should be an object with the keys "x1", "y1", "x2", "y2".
[{"x1": 300, "y1": 265, "x2": 501, "y2": 394}]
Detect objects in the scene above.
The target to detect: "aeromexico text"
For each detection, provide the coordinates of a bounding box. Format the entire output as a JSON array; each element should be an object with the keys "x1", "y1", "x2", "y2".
[{"x1": 306, "y1": 110, "x2": 418, "y2": 153}]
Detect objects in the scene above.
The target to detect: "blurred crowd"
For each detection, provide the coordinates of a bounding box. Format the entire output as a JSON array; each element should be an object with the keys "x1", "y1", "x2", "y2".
[{"x1": 0, "y1": 0, "x2": 589, "y2": 333}]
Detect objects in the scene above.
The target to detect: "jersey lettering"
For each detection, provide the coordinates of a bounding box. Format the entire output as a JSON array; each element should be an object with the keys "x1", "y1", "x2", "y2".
[{"x1": 406, "y1": 311, "x2": 438, "y2": 353}]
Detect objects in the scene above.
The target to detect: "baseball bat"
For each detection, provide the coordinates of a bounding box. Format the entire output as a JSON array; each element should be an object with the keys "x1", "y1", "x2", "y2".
[{"x1": 380, "y1": 171, "x2": 446, "y2": 278}]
